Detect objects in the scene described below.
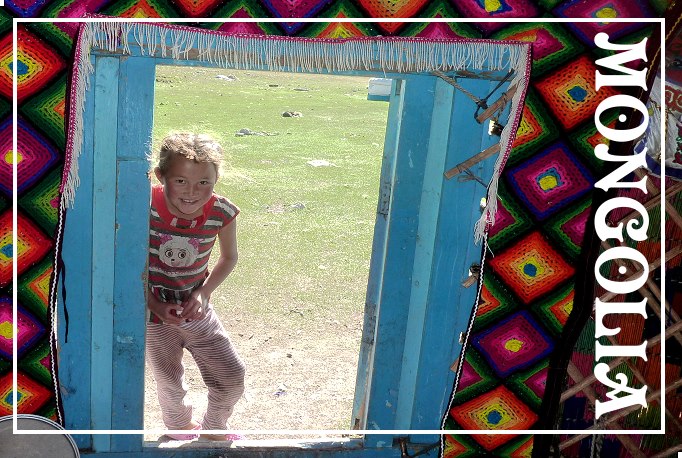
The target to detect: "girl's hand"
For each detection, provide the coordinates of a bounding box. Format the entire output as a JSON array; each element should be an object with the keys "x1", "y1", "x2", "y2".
[
  {"x1": 148, "y1": 296, "x2": 185, "y2": 325},
  {"x1": 181, "y1": 289, "x2": 210, "y2": 321}
]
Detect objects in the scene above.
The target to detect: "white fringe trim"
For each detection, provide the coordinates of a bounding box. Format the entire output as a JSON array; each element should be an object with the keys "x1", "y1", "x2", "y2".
[
  {"x1": 474, "y1": 44, "x2": 531, "y2": 243},
  {"x1": 63, "y1": 21, "x2": 532, "y2": 237}
]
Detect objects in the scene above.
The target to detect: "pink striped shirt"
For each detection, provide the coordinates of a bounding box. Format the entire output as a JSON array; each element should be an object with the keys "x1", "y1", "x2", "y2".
[{"x1": 148, "y1": 185, "x2": 239, "y2": 323}]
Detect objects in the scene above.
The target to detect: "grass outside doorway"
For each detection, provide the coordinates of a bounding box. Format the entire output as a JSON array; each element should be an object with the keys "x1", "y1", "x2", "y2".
[{"x1": 144, "y1": 65, "x2": 390, "y2": 438}]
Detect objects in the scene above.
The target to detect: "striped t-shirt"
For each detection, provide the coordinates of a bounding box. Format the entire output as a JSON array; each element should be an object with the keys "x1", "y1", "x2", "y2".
[{"x1": 148, "y1": 185, "x2": 239, "y2": 323}]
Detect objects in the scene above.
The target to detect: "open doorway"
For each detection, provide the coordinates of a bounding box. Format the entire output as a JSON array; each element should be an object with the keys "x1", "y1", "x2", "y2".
[
  {"x1": 57, "y1": 23, "x2": 532, "y2": 453},
  {"x1": 143, "y1": 65, "x2": 390, "y2": 439}
]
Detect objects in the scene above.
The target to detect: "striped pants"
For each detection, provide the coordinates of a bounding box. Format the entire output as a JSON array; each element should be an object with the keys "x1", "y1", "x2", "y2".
[{"x1": 146, "y1": 305, "x2": 245, "y2": 430}]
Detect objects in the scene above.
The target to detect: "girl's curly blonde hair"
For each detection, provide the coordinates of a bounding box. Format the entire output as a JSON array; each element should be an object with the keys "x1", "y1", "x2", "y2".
[{"x1": 156, "y1": 132, "x2": 223, "y2": 178}]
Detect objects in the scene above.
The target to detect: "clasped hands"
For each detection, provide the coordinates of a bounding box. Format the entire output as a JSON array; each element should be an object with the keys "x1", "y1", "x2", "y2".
[{"x1": 148, "y1": 289, "x2": 210, "y2": 325}]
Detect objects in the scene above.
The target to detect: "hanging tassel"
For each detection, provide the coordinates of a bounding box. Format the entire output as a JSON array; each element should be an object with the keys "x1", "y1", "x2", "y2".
[{"x1": 473, "y1": 44, "x2": 532, "y2": 244}]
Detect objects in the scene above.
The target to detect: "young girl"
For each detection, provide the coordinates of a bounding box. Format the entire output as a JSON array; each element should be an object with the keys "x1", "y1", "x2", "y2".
[{"x1": 146, "y1": 132, "x2": 245, "y2": 441}]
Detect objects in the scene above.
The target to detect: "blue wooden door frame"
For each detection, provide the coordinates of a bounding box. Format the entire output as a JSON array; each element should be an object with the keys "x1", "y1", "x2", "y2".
[
  {"x1": 59, "y1": 54, "x2": 154, "y2": 453},
  {"x1": 57, "y1": 40, "x2": 509, "y2": 456}
]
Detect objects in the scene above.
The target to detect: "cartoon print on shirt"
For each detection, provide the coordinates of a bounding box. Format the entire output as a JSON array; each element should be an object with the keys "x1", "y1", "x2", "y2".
[{"x1": 157, "y1": 233, "x2": 201, "y2": 268}]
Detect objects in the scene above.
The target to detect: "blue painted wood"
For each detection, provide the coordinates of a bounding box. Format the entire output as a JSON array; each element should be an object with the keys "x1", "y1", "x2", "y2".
[
  {"x1": 110, "y1": 161, "x2": 148, "y2": 452},
  {"x1": 117, "y1": 57, "x2": 156, "y2": 161},
  {"x1": 90, "y1": 55, "x2": 120, "y2": 452},
  {"x1": 109, "y1": 56, "x2": 156, "y2": 453},
  {"x1": 363, "y1": 75, "x2": 435, "y2": 447},
  {"x1": 408, "y1": 77, "x2": 501, "y2": 442},
  {"x1": 78, "y1": 439, "x2": 435, "y2": 458},
  {"x1": 71, "y1": 38, "x2": 518, "y2": 456},
  {"x1": 352, "y1": 79, "x2": 403, "y2": 429},
  {"x1": 394, "y1": 77, "x2": 454, "y2": 431},
  {"x1": 58, "y1": 56, "x2": 96, "y2": 450}
]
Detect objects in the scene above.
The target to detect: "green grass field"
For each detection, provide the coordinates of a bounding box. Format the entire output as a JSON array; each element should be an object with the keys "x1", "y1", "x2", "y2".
[
  {"x1": 153, "y1": 65, "x2": 389, "y2": 322},
  {"x1": 149, "y1": 65, "x2": 390, "y2": 431}
]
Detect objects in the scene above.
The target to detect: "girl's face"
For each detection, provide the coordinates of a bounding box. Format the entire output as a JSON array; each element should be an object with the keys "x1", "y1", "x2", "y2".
[{"x1": 155, "y1": 155, "x2": 218, "y2": 219}]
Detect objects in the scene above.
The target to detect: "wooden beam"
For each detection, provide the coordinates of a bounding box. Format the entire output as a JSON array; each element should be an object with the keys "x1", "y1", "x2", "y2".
[
  {"x1": 560, "y1": 317, "x2": 682, "y2": 401},
  {"x1": 110, "y1": 54, "x2": 156, "y2": 454},
  {"x1": 565, "y1": 362, "x2": 646, "y2": 458},
  {"x1": 602, "y1": 333, "x2": 682, "y2": 434},
  {"x1": 640, "y1": 279, "x2": 682, "y2": 348},
  {"x1": 560, "y1": 378, "x2": 682, "y2": 450},
  {"x1": 475, "y1": 82, "x2": 518, "y2": 123},
  {"x1": 665, "y1": 197, "x2": 682, "y2": 231},
  {"x1": 634, "y1": 167, "x2": 660, "y2": 195},
  {"x1": 598, "y1": 244, "x2": 682, "y2": 303},
  {"x1": 90, "y1": 55, "x2": 119, "y2": 452},
  {"x1": 396, "y1": 76, "x2": 453, "y2": 432},
  {"x1": 364, "y1": 75, "x2": 435, "y2": 446},
  {"x1": 443, "y1": 144, "x2": 500, "y2": 179},
  {"x1": 595, "y1": 239, "x2": 682, "y2": 348},
  {"x1": 613, "y1": 181, "x2": 682, "y2": 229},
  {"x1": 649, "y1": 444, "x2": 682, "y2": 458}
]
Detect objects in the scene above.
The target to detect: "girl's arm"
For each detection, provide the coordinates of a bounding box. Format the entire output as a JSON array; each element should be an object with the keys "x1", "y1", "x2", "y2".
[{"x1": 181, "y1": 218, "x2": 238, "y2": 320}]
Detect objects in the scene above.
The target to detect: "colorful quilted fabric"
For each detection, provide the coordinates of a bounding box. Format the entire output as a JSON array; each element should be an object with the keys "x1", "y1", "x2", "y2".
[
  {"x1": 489, "y1": 231, "x2": 575, "y2": 304},
  {"x1": 2, "y1": 2, "x2": 677, "y2": 457},
  {"x1": 491, "y1": 22, "x2": 584, "y2": 76},
  {"x1": 1, "y1": 26, "x2": 66, "y2": 102},
  {"x1": 441, "y1": 11, "x2": 670, "y2": 457},
  {"x1": 100, "y1": 0, "x2": 178, "y2": 18},
  {"x1": 449, "y1": 385, "x2": 538, "y2": 450},
  {"x1": 506, "y1": 142, "x2": 594, "y2": 221},
  {"x1": 2, "y1": 210, "x2": 53, "y2": 287},
  {"x1": 0, "y1": 116, "x2": 61, "y2": 196},
  {"x1": 0, "y1": 299, "x2": 46, "y2": 360},
  {"x1": 0, "y1": 369, "x2": 52, "y2": 416},
  {"x1": 552, "y1": 0, "x2": 656, "y2": 44},
  {"x1": 534, "y1": 55, "x2": 620, "y2": 131},
  {"x1": 471, "y1": 310, "x2": 554, "y2": 378},
  {"x1": 449, "y1": 0, "x2": 539, "y2": 36},
  {"x1": 19, "y1": 75, "x2": 67, "y2": 150}
]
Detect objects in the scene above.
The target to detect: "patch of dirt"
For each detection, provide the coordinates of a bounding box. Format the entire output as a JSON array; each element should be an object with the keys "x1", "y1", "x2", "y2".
[{"x1": 144, "y1": 306, "x2": 364, "y2": 441}]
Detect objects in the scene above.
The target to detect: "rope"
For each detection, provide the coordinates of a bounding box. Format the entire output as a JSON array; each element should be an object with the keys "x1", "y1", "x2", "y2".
[
  {"x1": 432, "y1": 68, "x2": 515, "y2": 121},
  {"x1": 590, "y1": 416, "x2": 605, "y2": 457},
  {"x1": 432, "y1": 70, "x2": 483, "y2": 106},
  {"x1": 457, "y1": 168, "x2": 487, "y2": 187}
]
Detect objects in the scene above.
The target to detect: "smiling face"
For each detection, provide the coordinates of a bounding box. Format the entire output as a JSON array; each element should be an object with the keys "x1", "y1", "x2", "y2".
[{"x1": 155, "y1": 155, "x2": 218, "y2": 219}]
